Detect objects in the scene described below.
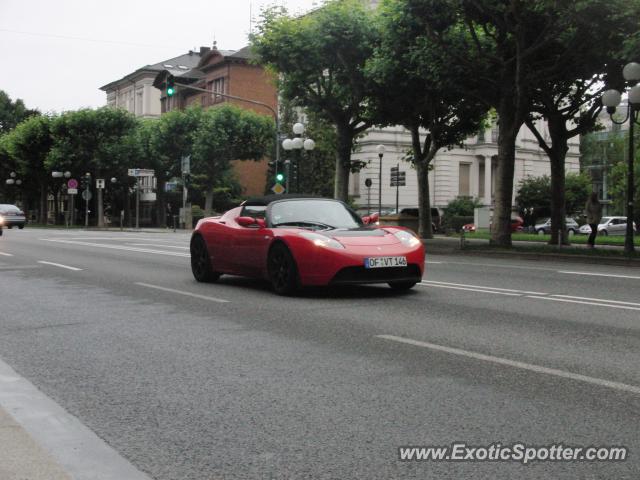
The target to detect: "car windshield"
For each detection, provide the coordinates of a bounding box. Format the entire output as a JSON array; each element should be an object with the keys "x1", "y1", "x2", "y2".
[
  {"x1": 0, "y1": 205, "x2": 20, "y2": 213},
  {"x1": 270, "y1": 199, "x2": 362, "y2": 230}
]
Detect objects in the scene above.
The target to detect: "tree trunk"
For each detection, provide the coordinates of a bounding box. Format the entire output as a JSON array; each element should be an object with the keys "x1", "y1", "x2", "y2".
[
  {"x1": 548, "y1": 149, "x2": 568, "y2": 245},
  {"x1": 204, "y1": 187, "x2": 214, "y2": 215},
  {"x1": 416, "y1": 161, "x2": 433, "y2": 239},
  {"x1": 39, "y1": 183, "x2": 48, "y2": 224},
  {"x1": 333, "y1": 126, "x2": 353, "y2": 202},
  {"x1": 53, "y1": 188, "x2": 60, "y2": 225},
  {"x1": 156, "y1": 178, "x2": 167, "y2": 228},
  {"x1": 491, "y1": 107, "x2": 522, "y2": 246}
]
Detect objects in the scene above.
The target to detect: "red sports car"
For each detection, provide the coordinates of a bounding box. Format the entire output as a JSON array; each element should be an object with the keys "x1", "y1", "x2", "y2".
[{"x1": 190, "y1": 195, "x2": 425, "y2": 295}]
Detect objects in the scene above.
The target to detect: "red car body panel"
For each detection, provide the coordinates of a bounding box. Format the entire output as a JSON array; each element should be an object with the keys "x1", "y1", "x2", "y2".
[{"x1": 193, "y1": 204, "x2": 425, "y2": 287}]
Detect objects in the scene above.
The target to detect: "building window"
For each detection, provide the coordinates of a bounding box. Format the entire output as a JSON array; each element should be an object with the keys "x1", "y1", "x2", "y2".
[
  {"x1": 491, "y1": 126, "x2": 499, "y2": 143},
  {"x1": 459, "y1": 163, "x2": 471, "y2": 197},
  {"x1": 352, "y1": 171, "x2": 360, "y2": 197},
  {"x1": 209, "y1": 77, "x2": 225, "y2": 103},
  {"x1": 477, "y1": 128, "x2": 485, "y2": 143}
]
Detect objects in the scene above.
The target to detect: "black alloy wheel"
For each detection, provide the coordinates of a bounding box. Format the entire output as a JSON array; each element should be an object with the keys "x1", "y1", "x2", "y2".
[
  {"x1": 267, "y1": 243, "x2": 299, "y2": 295},
  {"x1": 190, "y1": 235, "x2": 220, "y2": 282}
]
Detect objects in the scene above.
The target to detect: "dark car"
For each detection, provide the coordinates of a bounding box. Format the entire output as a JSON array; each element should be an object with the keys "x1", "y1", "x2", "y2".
[
  {"x1": 0, "y1": 204, "x2": 26, "y2": 229},
  {"x1": 397, "y1": 207, "x2": 441, "y2": 233},
  {"x1": 534, "y1": 217, "x2": 579, "y2": 235}
]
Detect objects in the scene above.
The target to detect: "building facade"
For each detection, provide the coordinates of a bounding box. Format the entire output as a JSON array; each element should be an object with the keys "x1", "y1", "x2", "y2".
[
  {"x1": 100, "y1": 50, "x2": 205, "y2": 119},
  {"x1": 349, "y1": 121, "x2": 581, "y2": 212},
  {"x1": 154, "y1": 46, "x2": 277, "y2": 197}
]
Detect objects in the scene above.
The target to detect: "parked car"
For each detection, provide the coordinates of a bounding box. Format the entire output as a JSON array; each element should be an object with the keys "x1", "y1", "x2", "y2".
[
  {"x1": 534, "y1": 217, "x2": 579, "y2": 235},
  {"x1": 462, "y1": 217, "x2": 523, "y2": 233},
  {"x1": 191, "y1": 194, "x2": 425, "y2": 295},
  {"x1": 0, "y1": 204, "x2": 26, "y2": 229},
  {"x1": 578, "y1": 216, "x2": 637, "y2": 236}
]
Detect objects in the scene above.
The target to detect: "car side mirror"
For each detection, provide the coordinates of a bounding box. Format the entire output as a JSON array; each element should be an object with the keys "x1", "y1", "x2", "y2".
[{"x1": 236, "y1": 216, "x2": 260, "y2": 228}]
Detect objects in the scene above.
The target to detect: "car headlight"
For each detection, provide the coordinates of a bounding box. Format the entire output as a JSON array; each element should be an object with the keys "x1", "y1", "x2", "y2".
[
  {"x1": 0, "y1": 215, "x2": 4, "y2": 224},
  {"x1": 393, "y1": 229, "x2": 421, "y2": 247},
  {"x1": 299, "y1": 231, "x2": 345, "y2": 249}
]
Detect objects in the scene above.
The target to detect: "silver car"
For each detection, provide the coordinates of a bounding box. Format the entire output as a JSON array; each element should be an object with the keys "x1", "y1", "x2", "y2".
[
  {"x1": 0, "y1": 204, "x2": 26, "y2": 229},
  {"x1": 578, "y1": 216, "x2": 636, "y2": 236},
  {"x1": 534, "y1": 217, "x2": 579, "y2": 235}
]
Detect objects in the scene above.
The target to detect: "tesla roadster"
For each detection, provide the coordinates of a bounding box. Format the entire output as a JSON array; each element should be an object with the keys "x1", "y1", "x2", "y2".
[{"x1": 190, "y1": 195, "x2": 425, "y2": 295}]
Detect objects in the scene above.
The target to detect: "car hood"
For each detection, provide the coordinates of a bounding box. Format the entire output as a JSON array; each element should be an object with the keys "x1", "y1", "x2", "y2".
[{"x1": 320, "y1": 227, "x2": 400, "y2": 246}]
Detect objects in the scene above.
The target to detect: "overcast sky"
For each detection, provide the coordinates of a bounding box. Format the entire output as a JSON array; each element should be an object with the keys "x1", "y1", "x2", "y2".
[{"x1": 0, "y1": 0, "x2": 318, "y2": 113}]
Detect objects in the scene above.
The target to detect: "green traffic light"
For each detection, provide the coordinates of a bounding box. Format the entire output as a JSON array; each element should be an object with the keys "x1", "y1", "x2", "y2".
[
  {"x1": 167, "y1": 87, "x2": 175, "y2": 97},
  {"x1": 276, "y1": 173, "x2": 284, "y2": 182}
]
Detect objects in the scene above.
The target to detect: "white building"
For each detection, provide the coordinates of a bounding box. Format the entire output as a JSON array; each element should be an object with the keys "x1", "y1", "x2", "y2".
[
  {"x1": 99, "y1": 48, "x2": 207, "y2": 118},
  {"x1": 350, "y1": 121, "x2": 581, "y2": 211}
]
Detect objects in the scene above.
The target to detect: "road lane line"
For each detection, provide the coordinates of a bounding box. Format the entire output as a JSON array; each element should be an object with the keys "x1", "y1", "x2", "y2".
[
  {"x1": 38, "y1": 261, "x2": 82, "y2": 271},
  {"x1": 425, "y1": 261, "x2": 443, "y2": 264},
  {"x1": 553, "y1": 294, "x2": 640, "y2": 307},
  {"x1": 376, "y1": 335, "x2": 640, "y2": 396},
  {"x1": 135, "y1": 282, "x2": 229, "y2": 303},
  {"x1": 421, "y1": 280, "x2": 547, "y2": 296},
  {"x1": 417, "y1": 283, "x2": 521, "y2": 296},
  {"x1": 558, "y1": 271, "x2": 640, "y2": 280},
  {"x1": 126, "y1": 243, "x2": 189, "y2": 249},
  {"x1": 527, "y1": 295, "x2": 640, "y2": 312},
  {"x1": 40, "y1": 238, "x2": 190, "y2": 257},
  {"x1": 0, "y1": 252, "x2": 13, "y2": 256}
]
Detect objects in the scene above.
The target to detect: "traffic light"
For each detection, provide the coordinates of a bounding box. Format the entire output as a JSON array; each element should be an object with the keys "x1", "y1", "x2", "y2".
[
  {"x1": 80, "y1": 173, "x2": 91, "y2": 190},
  {"x1": 275, "y1": 172, "x2": 285, "y2": 183},
  {"x1": 166, "y1": 75, "x2": 176, "y2": 97}
]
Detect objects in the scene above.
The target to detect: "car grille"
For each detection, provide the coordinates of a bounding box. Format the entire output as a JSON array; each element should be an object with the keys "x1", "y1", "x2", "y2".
[{"x1": 330, "y1": 265, "x2": 422, "y2": 285}]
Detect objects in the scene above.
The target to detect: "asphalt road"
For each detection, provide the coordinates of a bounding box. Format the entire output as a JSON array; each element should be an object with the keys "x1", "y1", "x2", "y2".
[{"x1": 1, "y1": 227, "x2": 639, "y2": 479}]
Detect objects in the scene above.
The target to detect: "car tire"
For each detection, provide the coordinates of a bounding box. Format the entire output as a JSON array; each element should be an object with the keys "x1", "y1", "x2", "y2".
[
  {"x1": 267, "y1": 243, "x2": 299, "y2": 296},
  {"x1": 190, "y1": 234, "x2": 220, "y2": 283},
  {"x1": 7, "y1": 225, "x2": 12, "y2": 229},
  {"x1": 537, "y1": 229, "x2": 545, "y2": 235},
  {"x1": 18, "y1": 225, "x2": 24, "y2": 229},
  {"x1": 388, "y1": 281, "x2": 417, "y2": 291},
  {"x1": 601, "y1": 230, "x2": 608, "y2": 236},
  {"x1": 568, "y1": 229, "x2": 575, "y2": 236}
]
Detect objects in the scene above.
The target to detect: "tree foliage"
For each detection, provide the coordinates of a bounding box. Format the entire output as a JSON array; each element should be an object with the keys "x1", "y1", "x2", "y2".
[
  {"x1": 251, "y1": 0, "x2": 378, "y2": 201},
  {"x1": 0, "y1": 90, "x2": 39, "y2": 135},
  {"x1": 516, "y1": 173, "x2": 591, "y2": 219}
]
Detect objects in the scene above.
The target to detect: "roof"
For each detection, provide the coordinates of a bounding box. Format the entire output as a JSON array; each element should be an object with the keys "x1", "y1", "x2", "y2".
[
  {"x1": 228, "y1": 46, "x2": 254, "y2": 60},
  {"x1": 242, "y1": 194, "x2": 323, "y2": 207},
  {"x1": 100, "y1": 50, "x2": 204, "y2": 91}
]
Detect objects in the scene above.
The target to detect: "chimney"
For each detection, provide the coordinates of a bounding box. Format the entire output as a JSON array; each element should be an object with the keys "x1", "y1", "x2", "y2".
[{"x1": 199, "y1": 46, "x2": 210, "y2": 56}]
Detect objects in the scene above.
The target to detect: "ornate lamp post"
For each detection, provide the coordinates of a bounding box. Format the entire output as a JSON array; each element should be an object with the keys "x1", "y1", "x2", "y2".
[
  {"x1": 601, "y1": 62, "x2": 640, "y2": 254},
  {"x1": 376, "y1": 144, "x2": 386, "y2": 216},
  {"x1": 282, "y1": 122, "x2": 315, "y2": 193}
]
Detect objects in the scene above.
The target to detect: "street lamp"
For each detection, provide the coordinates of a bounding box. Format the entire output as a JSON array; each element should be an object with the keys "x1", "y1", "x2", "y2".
[
  {"x1": 376, "y1": 144, "x2": 386, "y2": 216},
  {"x1": 282, "y1": 122, "x2": 315, "y2": 193},
  {"x1": 601, "y1": 61, "x2": 640, "y2": 254}
]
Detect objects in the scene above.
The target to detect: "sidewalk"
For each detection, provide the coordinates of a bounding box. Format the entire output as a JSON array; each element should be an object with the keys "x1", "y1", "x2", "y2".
[{"x1": 424, "y1": 235, "x2": 640, "y2": 267}]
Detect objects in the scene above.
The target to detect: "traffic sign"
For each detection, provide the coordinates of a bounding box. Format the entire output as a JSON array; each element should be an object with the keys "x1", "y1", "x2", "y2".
[
  {"x1": 82, "y1": 190, "x2": 92, "y2": 201},
  {"x1": 365, "y1": 178, "x2": 372, "y2": 188},
  {"x1": 271, "y1": 183, "x2": 286, "y2": 194},
  {"x1": 67, "y1": 179, "x2": 78, "y2": 189},
  {"x1": 67, "y1": 188, "x2": 78, "y2": 195},
  {"x1": 96, "y1": 179, "x2": 105, "y2": 189},
  {"x1": 181, "y1": 156, "x2": 191, "y2": 174}
]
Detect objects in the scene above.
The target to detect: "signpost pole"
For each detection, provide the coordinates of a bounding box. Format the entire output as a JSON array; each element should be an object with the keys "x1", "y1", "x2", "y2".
[
  {"x1": 136, "y1": 178, "x2": 140, "y2": 230},
  {"x1": 396, "y1": 163, "x2": 400, "y2": 213}
]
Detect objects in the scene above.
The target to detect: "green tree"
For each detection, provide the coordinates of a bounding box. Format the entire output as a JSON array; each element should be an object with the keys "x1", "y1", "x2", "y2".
[
  {"x1": 48, "y1": 108, "x2": 138, "y2": 226},
  {"x1": 515, "y1": 173, "x2": 591, "y2": 220},
  {"x1": 366, "y1": 0, "x2": 488, "y2": 238},
  {"x1": 523, "y1": 0, "x2": 639, "y2": 244},
  {"x1": 191, "y1": 104, "x2": 274, "y2": 213},
  {"x1": 413, "y1": 0, "x2": 630, "y2": 246},
  {"x1": 0, "y1": 90, "x2": 38, "y2": 135},
  {"x1": 3, "y1": 115, "x2": 54, "y2": 223},
  {"x1": 251, "y1": 0, "x2": 378, "y2": 201}
]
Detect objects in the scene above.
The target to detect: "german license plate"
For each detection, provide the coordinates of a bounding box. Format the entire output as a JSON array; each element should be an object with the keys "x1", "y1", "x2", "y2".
[{"x1": 364, "y1": 256, "x2": 407, "y2": 269}]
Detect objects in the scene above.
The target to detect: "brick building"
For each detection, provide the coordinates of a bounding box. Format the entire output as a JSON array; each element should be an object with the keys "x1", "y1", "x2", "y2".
[{"x1": 154, "y1": 45, "x2": 277, "y2": 197}]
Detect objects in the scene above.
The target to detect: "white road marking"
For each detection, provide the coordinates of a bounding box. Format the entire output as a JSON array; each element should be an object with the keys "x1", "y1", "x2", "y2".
[
  {"x1": 558, "y1": 270, "x2": 640, "y2": 280},
  {"x1": 135, "y1": 282, "x2": 229, "y2": 303},
  {"x1": 421, "y1": 280, "x2": 547, "y2": 296},
  {"x1": 553, "y1": 294, "x2": 640, "y2": 307},
  {"x1": 38, "y1": 261, "x2": 82, "y2": 271},
  {"x1": 376, "y1": 335, "x2": 640, "y2": 396},
  {"x1": 0, "y1": 357, "x2": 152, "y2": 480},
  {"x1": 126, "y1": 243, "x2": 189, "y2": 249},
  {"x1": 425, "y1": 261, "x2": 443, "y2": 264},
  {"x1": 0, "y1": 251, "x2": 13, "y2": 256},
  {"x1": 527, "y1": 296, "x2": 640, "y2": 312},
  {"x1": 40, "y1": 238, "x2": 189, "y2": 257},
  {"x1": 418, "y1": 283, "x2": 521, "y2": 296}
]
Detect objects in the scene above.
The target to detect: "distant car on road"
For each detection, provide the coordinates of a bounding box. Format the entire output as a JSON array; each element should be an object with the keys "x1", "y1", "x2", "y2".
[
  {"x1": 462, "y1": 217, "x2": 523, "y2": 233},
  {"x1": 0, "y1": 204, "x2": 26, "y2": 229},
  {"x1": 578, "y1": 216, "x2": 636, "y2": 236},
  {"x1": 534, "y1": 217, "x2": 579, "y2": 235},
  {"x1": 191, "y1": 195, "x2": 425, "y2": 295}
]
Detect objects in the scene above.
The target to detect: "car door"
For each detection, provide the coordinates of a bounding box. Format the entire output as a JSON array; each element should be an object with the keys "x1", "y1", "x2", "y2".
[{"x1": 232, "y1": 206, "x2": 272, "y2": 276}]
